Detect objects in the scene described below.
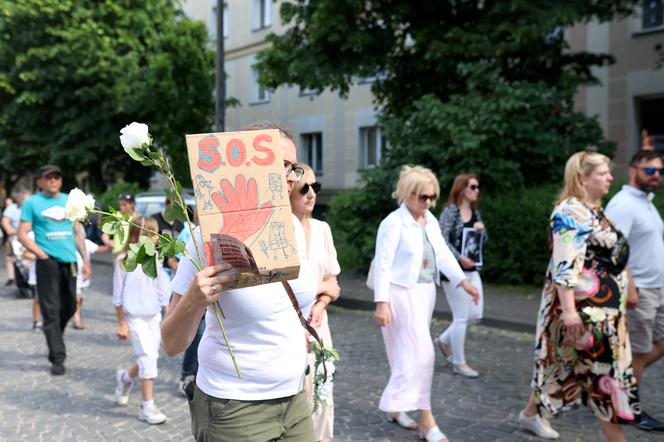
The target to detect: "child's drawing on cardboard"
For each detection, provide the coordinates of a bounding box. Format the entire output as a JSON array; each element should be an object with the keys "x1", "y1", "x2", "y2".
[{"x1": 186, "y1": 129, "x2": 300, "y2": 289}]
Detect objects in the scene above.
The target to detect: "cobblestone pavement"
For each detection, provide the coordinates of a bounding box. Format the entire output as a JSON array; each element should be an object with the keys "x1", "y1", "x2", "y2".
[{"x1": 0, "y1": 261, "x2": 662, "y2": 441}]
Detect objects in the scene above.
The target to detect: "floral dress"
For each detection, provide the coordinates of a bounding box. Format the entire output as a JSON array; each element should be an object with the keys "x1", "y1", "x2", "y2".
[{"x1": 531, "y1": 197, "x2": 640, "y2": 423}]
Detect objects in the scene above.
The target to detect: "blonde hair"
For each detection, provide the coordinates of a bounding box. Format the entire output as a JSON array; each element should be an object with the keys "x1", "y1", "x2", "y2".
[
  {"x1": 289, "y1": 163, "x2": 316, "y2": 220},
  {"x1": 121, "y1": 216, "x2": 159, "y2": 254},
  {"x1": 392, "y1": 165, "x2": 441, "y2": 206},
  {"x1": 556, "y1": 151, "x2": 611, "y2": 204}
]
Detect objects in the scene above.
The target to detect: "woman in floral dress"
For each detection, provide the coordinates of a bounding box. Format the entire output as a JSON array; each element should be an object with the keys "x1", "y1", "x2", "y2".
[{"x1": 518, "y1": 151, "x2": 640, "y2": 442}]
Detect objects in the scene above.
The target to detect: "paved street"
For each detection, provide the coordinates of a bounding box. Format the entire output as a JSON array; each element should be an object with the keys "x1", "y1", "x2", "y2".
[{"x1": 1, "y1": 258, "x2": 663, "y2": 441}]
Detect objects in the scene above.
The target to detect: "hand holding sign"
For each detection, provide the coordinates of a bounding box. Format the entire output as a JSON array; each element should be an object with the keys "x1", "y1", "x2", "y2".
[{"x1": 212, "y1": 174, "x2": 274, "y2": 242}]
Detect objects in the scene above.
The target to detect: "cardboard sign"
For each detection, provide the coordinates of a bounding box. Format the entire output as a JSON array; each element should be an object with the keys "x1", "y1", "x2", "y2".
[{"x1": 185, "y1": 129, "x2": 300, "y2": 288}]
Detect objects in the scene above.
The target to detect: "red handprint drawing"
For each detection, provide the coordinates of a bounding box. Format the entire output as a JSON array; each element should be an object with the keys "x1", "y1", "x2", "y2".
[{"x1": 211, "y1": 174, "x2": 274, "y2": 242}]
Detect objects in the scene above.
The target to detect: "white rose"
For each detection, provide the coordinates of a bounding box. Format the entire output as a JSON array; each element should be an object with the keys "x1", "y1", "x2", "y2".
[
  {"x1": 65, "y1": 188, "x2": 96, "y2": 222},
  {"x1": 119, "y1": 122, "x2": 150, "y2": 153}
]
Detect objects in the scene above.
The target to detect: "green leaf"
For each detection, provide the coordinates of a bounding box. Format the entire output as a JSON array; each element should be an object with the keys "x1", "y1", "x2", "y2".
[
  {"x1": 164, "y1": 201, "x2": 186, "y2": 223},
  {"x1": 148, "y1": 151, "x2": 161, "y2": 161},
  {"x1": 125, "y1": 148, "x2": 145, "y2": 162},
  {"x1": 140, "y1": 159, "x2": 153, "y2": 166},
  {"x1": 141, "y1": 253, "x2": 158, "y2": 279},
  {"x1": 139, "y1": 235, "x2": 156, "y2": 256},
  {"x1": 101, "y1": 220, "x2": 117, "y2": 234},
  {"x1": 120, "y1": 255, "x2": 138, "y2": 273},
  {"x1": 115, "y1": 223, "x2": 126, "y2": 245},
  {"x1": 164, "y1": 188, "x2": 176, "y2": 202}
]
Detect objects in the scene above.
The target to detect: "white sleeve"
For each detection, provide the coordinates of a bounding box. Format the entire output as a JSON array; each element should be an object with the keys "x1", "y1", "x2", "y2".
[
  {"x1": 373, "y1": 215, "x2": 401, "y2": 303},
  {"x1": 156, "y1": 266, "x2": 171, "y2": 306},
  {"x1": 112, "y1": 261, "x2": 126, "y2": 307},
  {"x1": 170, "y1": 227, "x2": 206, "y2": 296}
]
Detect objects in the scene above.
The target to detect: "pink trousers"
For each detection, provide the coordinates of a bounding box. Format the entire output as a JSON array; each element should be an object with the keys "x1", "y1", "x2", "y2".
[{"x1": 379, "y1": 282, "x2": 436, "y2": 412}]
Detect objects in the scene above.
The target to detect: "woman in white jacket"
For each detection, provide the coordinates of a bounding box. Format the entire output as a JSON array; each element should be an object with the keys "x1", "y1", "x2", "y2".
[{"x1": 373, "y1": 165, "x2": 479, "y2": 442}]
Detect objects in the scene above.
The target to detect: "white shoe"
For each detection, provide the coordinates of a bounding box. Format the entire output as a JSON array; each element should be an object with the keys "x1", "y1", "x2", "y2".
[
  {"x1": 114, "y1": 369, "x2": 132, "y2": 406},
  {"x1": 518, "y1": 410, "x2": 559, "y2": 439},
  {"x1": 452, "y1": 365, "x2": 479, "y2": 378},
  {"x1": 139, "y1": 403, "x2": 167, "y2": 425}
]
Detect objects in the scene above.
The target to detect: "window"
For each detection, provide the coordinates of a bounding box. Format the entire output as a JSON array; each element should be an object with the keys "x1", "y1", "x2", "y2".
[
  {"x1": 643, "y1": 1, "x2": 664, "y2": 30},
  {"x1": 301, "y1": 133, "x2": 323, "y2": 175},
  {"x1": 640, "y1": 98, "x2": 664, "y2": 152},
  {"x1": 252, "y1": 0, "x2": 272, "y2": 31},
  {"x1": 209, "y1": 1, "x2": 229, "y2": 39},
  {"x1": 359, "y1": 126, "x2": 386, "y2": 169},
  {"x1": 250, "y1": 66, "x2": 270, "y2": 104}
]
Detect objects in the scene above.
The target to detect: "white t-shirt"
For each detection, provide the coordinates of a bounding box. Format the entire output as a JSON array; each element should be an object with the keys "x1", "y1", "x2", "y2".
[
  {"x1": 76, "y1": 239, "x2": 99, "y2": 291},
  {"x1": 170, "y1": 215, "x2": 316, "y2": 401},
  {"x1": 606, "y1": 185, "x2": 664, "y2": 288}
]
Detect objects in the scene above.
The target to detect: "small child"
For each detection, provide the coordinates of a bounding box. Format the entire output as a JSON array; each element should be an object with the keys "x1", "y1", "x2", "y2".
[
  {"x1": 112, "y1": 216, "x2": 170, "y2": 425},
  {"x1": 72, "y1": 228, "x2": 110, "y2": 329}
]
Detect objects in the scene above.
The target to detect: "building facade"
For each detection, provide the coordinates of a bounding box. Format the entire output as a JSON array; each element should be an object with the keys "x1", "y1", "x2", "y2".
[
  {"x1": 568, "y1": 1, "x2": 664, "y2": 170},
  {"x1": 183, "y1": 0, "x2": 385, "y2": 203},
  {"x1": 183, "y1": 0, "x2": 664, "y2": 189}
]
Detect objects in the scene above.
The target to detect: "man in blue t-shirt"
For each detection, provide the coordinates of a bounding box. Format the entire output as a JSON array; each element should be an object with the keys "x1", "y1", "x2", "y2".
[{"x1": 18, "y1": 165, "x2": 91, "y2": 376}]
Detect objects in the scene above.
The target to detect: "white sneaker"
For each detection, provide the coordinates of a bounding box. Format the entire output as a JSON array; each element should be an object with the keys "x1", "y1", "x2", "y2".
[
  {"x1": 518, "y1": 410, "x2": 559, "y2": 439},
  {"x1": 139, "y1": 403, "x2": 167, "y2": 425},
  {"x1": 114, "y1": 369, "x2": 132, "y2": 406}
]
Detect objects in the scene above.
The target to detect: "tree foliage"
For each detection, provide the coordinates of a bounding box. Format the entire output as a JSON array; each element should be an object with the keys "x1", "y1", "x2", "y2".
[
  {"x1": 0, "y1": 0, "x2": 214, "y2": 194},
  {"x1": 258, "y1": 0, "x2": 641, "y2": 280}
]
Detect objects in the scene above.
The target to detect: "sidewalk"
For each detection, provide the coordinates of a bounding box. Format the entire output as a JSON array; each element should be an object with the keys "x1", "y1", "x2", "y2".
[{"x1": 91, "y1": 252, "x2": 540, "y2": 333}]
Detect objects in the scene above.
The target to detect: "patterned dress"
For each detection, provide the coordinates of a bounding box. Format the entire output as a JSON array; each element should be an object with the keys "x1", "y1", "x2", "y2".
[{"x1": 532, "y1": 197, "x2": 640, "y2": 423}]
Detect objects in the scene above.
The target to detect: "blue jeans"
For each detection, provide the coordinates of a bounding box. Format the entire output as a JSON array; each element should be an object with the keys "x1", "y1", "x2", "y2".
[{"x1": 182, "y1": 316, "x2": 205, "y2": 378}]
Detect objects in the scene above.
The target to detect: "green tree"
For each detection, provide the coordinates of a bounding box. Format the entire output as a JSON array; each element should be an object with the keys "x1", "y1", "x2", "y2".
[
  {"x1": 257, "y1": 1, "x2": 640, "y2": 278},
  {"x1": 0, "y1": 0, "x2": 214, "y2": 194}
]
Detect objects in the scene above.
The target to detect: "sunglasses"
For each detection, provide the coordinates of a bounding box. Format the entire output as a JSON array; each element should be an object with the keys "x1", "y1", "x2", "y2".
[
  {"x1": 467, "y1": 184, "x2": 480, "y2": 191},
  {"x1": 636, "y1": 166, "x2": 664, "y2": 176},
  {"x1": 119, "y1": 193, "x2": 134, "y2": 202},
  {"x1": 418, "y1": 194, "x2": 437, "y2": 202},
  {"x1": 299, "y1": 182, "x2": 321, "y2": 195},
  {"x1": 284, "y1": 160, "x2": 305, "y2": 180}
]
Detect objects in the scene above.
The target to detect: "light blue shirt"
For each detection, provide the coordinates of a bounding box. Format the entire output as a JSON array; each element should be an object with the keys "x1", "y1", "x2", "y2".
[
  {"x1": 20, "y1": 192, "x2": 77, "y2": 263},
  {"x1": 606, "y1": 185, "x2": 664, "y2": 288}
]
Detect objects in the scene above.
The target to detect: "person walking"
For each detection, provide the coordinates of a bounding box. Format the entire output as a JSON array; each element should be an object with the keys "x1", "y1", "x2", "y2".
[
  {"x1": 605, "y1": 149, "x2": 664, "y2": 432},
  {"x1": 435, "y1": 174, "x2": 486, "y2": 378},
  {"x1": 113, "y1": 216, "x2": 170, "y2": 425},
  {"x1": 2, "y1": 191, "x2": 29, "y2": 286},
  {"x1": 102, "y1": 193, "x2": 138, "y2": 254},
  {"x1": 161, "y1": 123, "x2": 318, "y2": 441},
  {"x1": 372, "y1": 165, "x2": 479, "y2": 442},
  {"x1": 518, "y1": 151, "x2": 641, "y2": 441},
  {"x1": 291, "y1": 164, "x2": 341, "y2": 442},
  {"x1": 17, "y1": 165, "x2": 90, "y2": 375}
]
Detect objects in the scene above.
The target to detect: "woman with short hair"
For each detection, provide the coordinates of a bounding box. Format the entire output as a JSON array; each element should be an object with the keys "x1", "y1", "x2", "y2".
[{"x1": 373, "y1": 165, "x2": 479, "y2": 442}]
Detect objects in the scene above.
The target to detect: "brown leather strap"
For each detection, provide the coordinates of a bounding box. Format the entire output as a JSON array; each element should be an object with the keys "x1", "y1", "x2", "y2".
[{"x1": 282, "y1": 281, "x2": 328, "y2": 381}]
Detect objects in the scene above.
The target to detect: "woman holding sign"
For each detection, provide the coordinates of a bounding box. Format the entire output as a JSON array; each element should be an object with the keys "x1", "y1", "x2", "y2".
[
  {"x1": 372, "y1": 165, "x2": 479, "y2": 442},
  {"x1": 434, "y1": 174, "x2": 487, "y2": 378},
  {"x1": 290, "y1": 164, "x2": 341, "y2": 442},
  {"x1": 162, "y1": 124, "x2": 318, "y2": 442}
]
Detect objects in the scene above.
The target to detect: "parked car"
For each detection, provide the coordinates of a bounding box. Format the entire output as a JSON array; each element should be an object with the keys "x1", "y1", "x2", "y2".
[{"x1": 135, "y1": 191, "x2": 196, "y2": 217}]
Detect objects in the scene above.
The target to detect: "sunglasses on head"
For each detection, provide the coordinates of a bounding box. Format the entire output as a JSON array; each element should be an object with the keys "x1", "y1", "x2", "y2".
[
  {"x1": 119, "y1": 193, "x2": 134, "y2": 202},
  {"x1": 636, "y1": 166, "x2": 664, "y2": 176},
  {"x1": 299, "y1": 182, "x2": 321, "y2": 195},
  {"x1": 418, "y1": 194, "x2": 437, "y2": 202},
  {"x1": 284, "y1": 160, "x2": 305, "y2": 180},
  {"x1": 467, "y1": 184, "x2": 480, "y2": 191}
]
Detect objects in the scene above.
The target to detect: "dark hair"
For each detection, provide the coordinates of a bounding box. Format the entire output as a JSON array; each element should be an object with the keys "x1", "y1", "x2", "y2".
[
  {"x1": 243, "y1": 121, "x2": 294, "y2": 142},
  {"x1": 118, "y1": 193, "x2": 135, "y2": 203},
  {"x1": 629, "y1": 149, "x2": 663, "y2": 167}
]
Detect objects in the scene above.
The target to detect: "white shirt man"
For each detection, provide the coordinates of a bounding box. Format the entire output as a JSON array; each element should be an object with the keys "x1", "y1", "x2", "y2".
[{"x1": 605, "y1": 149, "x2": 664, "y2": 432}]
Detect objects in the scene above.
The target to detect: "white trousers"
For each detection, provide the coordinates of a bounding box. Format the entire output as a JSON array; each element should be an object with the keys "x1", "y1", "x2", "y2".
[
  {"x1": 438, "y1": 271, "x2": 484, "y2": 365},
  {"x1": 127, "y1": 313, "x2": 161, "y2": 379}
]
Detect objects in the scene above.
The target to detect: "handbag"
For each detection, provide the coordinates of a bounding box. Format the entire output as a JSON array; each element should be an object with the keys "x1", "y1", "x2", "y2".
[
  {"x1": 366, "y1": 258, "x2": 375, "y2": 290},
  {"x1": 592, "y1": 209, "x2": 630, "y2": 274}
]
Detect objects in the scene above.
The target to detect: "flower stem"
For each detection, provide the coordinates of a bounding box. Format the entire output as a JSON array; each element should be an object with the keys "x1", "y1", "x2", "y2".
[{"x1": 212, "y1": 301, "x2": 241, "y2": 378}]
